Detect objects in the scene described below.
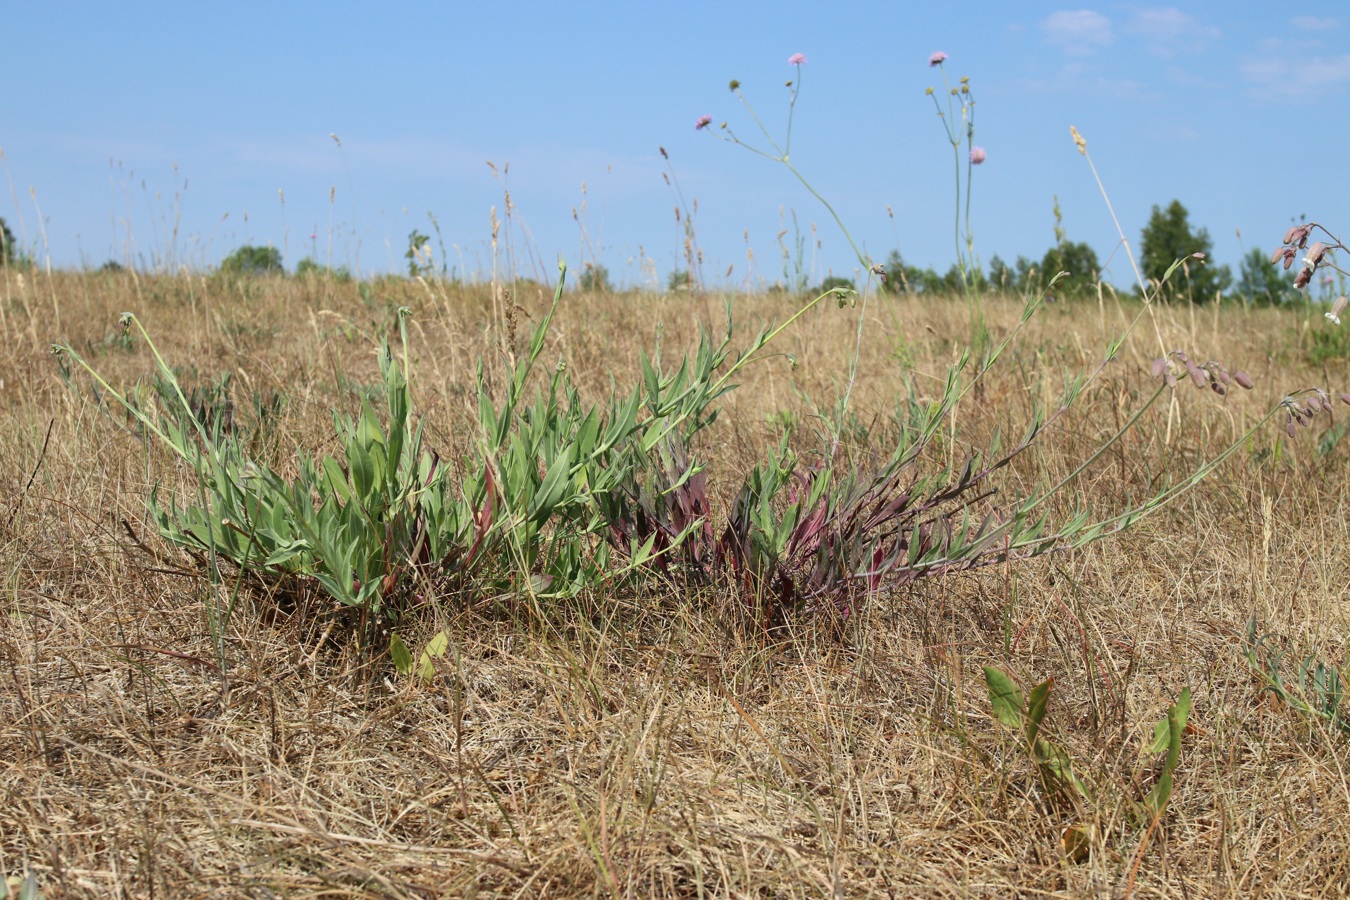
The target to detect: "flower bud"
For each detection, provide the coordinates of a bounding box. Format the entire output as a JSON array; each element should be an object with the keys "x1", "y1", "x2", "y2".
[
  {"x1": 1327, "y1": 295, "x2": 1349, "y2": 326},
  {"x1": 1233, "y1": 370, "x2": 1254, "y2": 389},
  {"x1": 1283, "y1": 224, "x2": 1312, "y2": 248}
]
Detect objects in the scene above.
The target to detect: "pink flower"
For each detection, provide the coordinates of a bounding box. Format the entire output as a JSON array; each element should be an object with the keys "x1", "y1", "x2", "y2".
[
  {"x1": 695, "y1": 114, "x2": 713, "y2": 130},
  {"x1": 969, "y1": 146, "x2": 987, "y2": 164},
  {"x1": 929, "y1": 51, "x2": 948, "y2": 66},
  {"x1": 788, "y1": 52, "x2": 807, "y2": 66}
]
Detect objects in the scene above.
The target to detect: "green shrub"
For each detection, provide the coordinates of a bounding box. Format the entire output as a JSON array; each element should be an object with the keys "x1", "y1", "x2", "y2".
[{"x1": 219, "y1": 244, "x2": 283, "y2": 276}]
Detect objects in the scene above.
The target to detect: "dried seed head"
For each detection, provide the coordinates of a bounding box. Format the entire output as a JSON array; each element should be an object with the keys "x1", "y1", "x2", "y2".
[{"x1": 1070, "y1": 125, "x2": 1087, "y2": 155}]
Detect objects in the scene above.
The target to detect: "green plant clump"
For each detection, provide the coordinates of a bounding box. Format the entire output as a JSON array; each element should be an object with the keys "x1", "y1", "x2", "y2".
[{"x1": 219, "y1": 244, "x2": 283, "y2": 276}]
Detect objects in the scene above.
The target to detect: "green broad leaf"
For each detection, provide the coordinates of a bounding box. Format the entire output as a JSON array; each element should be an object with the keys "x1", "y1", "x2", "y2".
[
  {"x1": 629, "y1": 531, "x2": 660, "y2": 568},
  {"x1": 529, "y1": 445, "x2": 575, "y2": 525},
  {"x1": 1172, "y1": 688, "x2": 1192, "y2": 732},
  {"x1": 390, "y1": 633, "x2": 413, "y2": 676},
  {"x1": 1144, "y1": 770, "x2": 1173, "y2": 817},
  {"x1": 1144, "y1": 719, "x2": 1170, "y2": 756},
  {"x1": 261, "y1": 541, "x2": 310, "y2": 568},
  {"x1": 347, "y1": 439, "x2": 375, "y2": 501},
  {"x1": 983, "y1": 666, "x2": 1025, "y2": 730},
  {"x1": 321, "y1": 461, "x2": 353, "y2": 504},
  {"x1": 1037, "y1": 740, "x2": 1090, "y2": 799},
  {"x1": 417, "y1": 630, "x2": 450, "y2": 682},
  {"x1": 1026, "y1": 678, "x2": 1053, "y2": 747}
]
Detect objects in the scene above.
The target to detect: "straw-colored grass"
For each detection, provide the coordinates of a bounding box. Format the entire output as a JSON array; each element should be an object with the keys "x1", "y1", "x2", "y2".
[{"x1": 3, "y1": 270, "x2": 1350, "y2": 898}]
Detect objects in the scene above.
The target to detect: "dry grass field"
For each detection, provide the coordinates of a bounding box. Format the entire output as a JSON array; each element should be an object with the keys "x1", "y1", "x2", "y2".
[{"x1": 4, "y1": 268, "x2": 1350, "y2": 898}]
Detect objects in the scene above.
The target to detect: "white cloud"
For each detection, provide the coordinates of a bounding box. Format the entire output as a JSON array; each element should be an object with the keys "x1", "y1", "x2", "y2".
[
  {"x1": 1242, "y1": 39, "x2": 1350, "y2": 98},
  {"x1": 1124, "y1": 8, "x2": 1221, "y2": 57},
  {"x1": 1012, "y1": 62, "x2": 1147, "y2": 99},
  {"x1": 1041, "y1": 10, "x2": 1113, "y2": 55},
  {"x1": 1291, "y1": 16, "x2": 1338, "y2": 31}
]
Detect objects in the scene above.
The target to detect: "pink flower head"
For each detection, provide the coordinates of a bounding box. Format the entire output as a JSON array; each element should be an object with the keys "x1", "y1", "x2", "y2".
[
  {"x1": 788, "y1": 52, "x2": 807, "y2": 66},
  {"x1": 929, "y1": 51, "x2": 948, "y2": 66},
  {"x1": 969, "y1": 146, "x2": 987, "y2": 165},
  {"x1": 695, "y1": 114, "x2": 713, "y2": 131}
]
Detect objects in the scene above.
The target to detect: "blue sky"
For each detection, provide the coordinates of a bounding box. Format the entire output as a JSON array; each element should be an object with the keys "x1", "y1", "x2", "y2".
[{"x1": 4, "y1": 2, "x2": 1348, "y2": 290}]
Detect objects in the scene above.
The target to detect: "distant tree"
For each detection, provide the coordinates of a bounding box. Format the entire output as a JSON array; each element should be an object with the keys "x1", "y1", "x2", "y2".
[
  {"x1": 578, "y1": 263, "x2": 610, "y2": 292},
  {"x1": 220, "y1": 244, "x2": 283, "y2": 275},
  {"x1": 1039, "y1": 240, "x2": 1101, "y2": 298},
  {"x1": 405, "y1": 230, "x2": 432, "y2": 277},
  {"x1": 1139, "y1": 200, "x2": 1231, "y2": 302},
  {"x1": 819, "y1": 275, "x2": 855, "y2": 294},
  {"x1": 667, "y1": 269, "x2": 691, "y2": 292},
  {"x1": 880, "y1": 250, "x2": 948, "y2": 294},
  {"x1": 1236, "y1": 247, "x2": 1297, "y2": 305},
  {"x1": 987, "y1": 255, "x2": 1018, "y2": 291},
  {"x1": 1014, "y1": 255, "x2": 1037, "y2": 290},
  {"x1": 0, "y1": 217, "x2": 15, "y2": 267},
  {"x1": 98, "y1": 260, "x2": 125, "y2": 273},
  {"x1": 941, "y1": 263, "x2": 984, "y2": 293},
  {"x1": 296, "y1": 257, "x2": 352, "y2": 281}
]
